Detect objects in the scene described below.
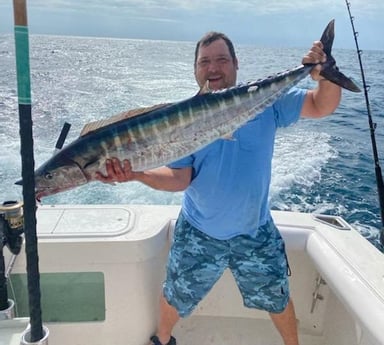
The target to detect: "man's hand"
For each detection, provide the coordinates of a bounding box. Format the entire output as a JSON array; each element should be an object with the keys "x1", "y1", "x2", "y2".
[
  {"x1": 95, "y1": 158, "x2": 192, "y2": 192},
  {"x1": 95, "y1": 158, "x2": 137, "y2": 184},
  {"x1": 302, "y1": 41, "x2": 327, "y2": 81}
]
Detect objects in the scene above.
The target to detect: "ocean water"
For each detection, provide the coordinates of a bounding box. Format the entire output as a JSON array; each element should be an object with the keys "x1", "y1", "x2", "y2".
[{"x1": 1, "y1": 34, "x2": 383, "y2": 250}]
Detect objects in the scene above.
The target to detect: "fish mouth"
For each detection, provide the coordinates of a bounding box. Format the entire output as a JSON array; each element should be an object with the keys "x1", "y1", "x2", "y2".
[
  {"x1": 35, "y1": 185, "x2": 75, "y2": 201},
  {"x1": 35, "y1": 189, "x2": 54, "y2": 201},
  {"x1": 15, "y1": 179, "x2": 76, "y2": 202},
  {"x1": 14, "y1": 178, "x2": 43, "y2": 202},
  {"x1": 15, "y1": 179, "x2": 62, "y2": 201}
]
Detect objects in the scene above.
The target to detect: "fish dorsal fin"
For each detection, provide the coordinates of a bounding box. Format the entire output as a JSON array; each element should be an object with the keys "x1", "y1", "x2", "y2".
[
  {"x1": 80, "y1": 103, "x2": 171, "y2": 136},
  {"x1": 196, "y1": 80, "x2": 212, "y2": 95}
]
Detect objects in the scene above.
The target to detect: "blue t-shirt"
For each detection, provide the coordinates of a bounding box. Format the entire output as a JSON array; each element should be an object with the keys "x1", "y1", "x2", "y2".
[{"x1": 168, "y1": 87, "x2": 307, "y2": 239}]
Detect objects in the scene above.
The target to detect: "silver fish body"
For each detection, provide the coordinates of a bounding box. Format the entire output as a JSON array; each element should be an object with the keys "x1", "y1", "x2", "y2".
[{"x1": 26, "y1": 20, "x2": 360, "y2": 198}]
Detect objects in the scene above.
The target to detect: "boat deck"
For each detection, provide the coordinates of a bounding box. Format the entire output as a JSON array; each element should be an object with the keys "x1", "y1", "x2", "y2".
[
  {"x1": 2, "y1": 316, "x2": 324, "y2": 345},
  {"x1": 174, "y1": 316, "x2": 324, "y2": 345},
  {"x1": 2, "y1": 205, "x2": 384, "y2": 345}
]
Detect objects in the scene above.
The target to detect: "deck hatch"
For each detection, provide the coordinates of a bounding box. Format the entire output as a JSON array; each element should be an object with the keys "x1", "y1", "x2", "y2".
[{"x1": 312, "y1": 214, "x2": 351, "y2": 231}]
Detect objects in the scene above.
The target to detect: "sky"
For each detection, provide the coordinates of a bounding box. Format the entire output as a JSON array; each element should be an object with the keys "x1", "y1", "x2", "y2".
[{"x1": 0, "y1": 0, "x2": 383, "y2": 50}]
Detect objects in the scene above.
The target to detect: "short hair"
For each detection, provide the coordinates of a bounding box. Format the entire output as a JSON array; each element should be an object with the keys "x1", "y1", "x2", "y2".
[{"x1": 194, "y1": 32, "x2": 237, "y2": 66}]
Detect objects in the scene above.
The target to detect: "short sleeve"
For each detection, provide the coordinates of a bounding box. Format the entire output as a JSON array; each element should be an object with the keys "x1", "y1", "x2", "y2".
[
  {"x1": 167, "y1": 154, "x2": 194, "y2": 169},
  {"x1": 273, "y1": 87, "x2": 307, "y2": 128}
]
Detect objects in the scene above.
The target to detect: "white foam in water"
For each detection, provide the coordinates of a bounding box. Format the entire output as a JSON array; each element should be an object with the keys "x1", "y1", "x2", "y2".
[{"x1": 270, "y1": 125, "x2": 337, "y2": 208}]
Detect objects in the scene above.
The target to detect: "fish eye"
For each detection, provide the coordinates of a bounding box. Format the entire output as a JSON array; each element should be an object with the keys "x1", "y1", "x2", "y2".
[{"x1": 45, "y1": 172, "x2": 53, "y2": 180}]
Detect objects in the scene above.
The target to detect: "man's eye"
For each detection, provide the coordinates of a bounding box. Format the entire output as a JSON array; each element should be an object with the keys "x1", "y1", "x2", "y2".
[{"x1": 198, "y1": 60, "x2": 209, "y2": 66}]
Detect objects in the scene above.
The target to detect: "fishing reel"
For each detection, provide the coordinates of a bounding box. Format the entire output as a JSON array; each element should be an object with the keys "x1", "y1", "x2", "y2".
[{"x1": 0, "y1": 201, "x2": 24, "y2": 255}]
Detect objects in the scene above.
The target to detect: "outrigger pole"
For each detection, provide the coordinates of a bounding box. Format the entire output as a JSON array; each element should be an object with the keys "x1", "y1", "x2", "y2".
[
  {"x1": 345, "y1": 1, "x2": 384, "y2": 247},
  {"x1": 12, "y1": 0, "x2": 47, "y2": 343}
]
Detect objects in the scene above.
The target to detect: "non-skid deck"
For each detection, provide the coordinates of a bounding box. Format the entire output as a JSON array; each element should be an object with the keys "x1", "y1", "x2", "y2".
[
  {"x1": 0, "y1": 319, "x2": 29, "y2": 345},
  {"x1": 174, "y1": 316, "x2": 324, "y2": 345}
]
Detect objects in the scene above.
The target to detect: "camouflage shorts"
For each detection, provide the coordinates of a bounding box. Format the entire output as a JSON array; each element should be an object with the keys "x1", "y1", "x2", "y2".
[{"x1": 163, "y1": 213, "x2": 290, "y2": 317}]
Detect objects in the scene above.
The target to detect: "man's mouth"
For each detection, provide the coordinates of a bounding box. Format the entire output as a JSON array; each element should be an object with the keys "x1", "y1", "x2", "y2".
[
  {"x1": 208, "y1": 76, "x2": 221, "y2": 82},
  {"x1": 206, "y1": 76, "x2": 224, "y2": 89}
]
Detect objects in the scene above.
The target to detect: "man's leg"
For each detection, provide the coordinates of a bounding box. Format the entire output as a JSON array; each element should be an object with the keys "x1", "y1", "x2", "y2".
[
  {"x1": 269, "y1": 298, "x2": 299, "y2": 345},
  {"x1": 149, "y1": 294, "x2": 180, "y2": 345},
  {"x1": 149, "y1": 213, "x2": 228, "y2": 345}
]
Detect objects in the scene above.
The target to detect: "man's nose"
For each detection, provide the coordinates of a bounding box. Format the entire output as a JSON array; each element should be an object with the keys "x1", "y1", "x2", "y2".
[{"x1": 207, "y1": 61, "x2": 219, "y2": 72}]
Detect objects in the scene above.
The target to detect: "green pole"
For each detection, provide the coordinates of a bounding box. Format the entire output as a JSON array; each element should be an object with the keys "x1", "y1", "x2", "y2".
[{"x1": 12, "y1": 0, "x2": 44, "y2": 341}]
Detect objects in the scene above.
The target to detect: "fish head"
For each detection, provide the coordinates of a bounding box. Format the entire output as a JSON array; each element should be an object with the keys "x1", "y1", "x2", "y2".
[{"x1": 16, "y1": 154, "x2": 88, "y2": 200}]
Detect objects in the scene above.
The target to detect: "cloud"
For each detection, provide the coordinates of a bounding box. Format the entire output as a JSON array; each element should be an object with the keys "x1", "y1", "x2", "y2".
[
  {"x1": 1, "y1": 0, "x2": 382, "y2": 49},
  {"x1": 25, "y1": 0, "x2": 383, "y2": 16},
  {"x1": 3, "y1": 0, "x2": 383, "y2": 16},
  {"x1": 6, "y1": 0, "x2": 381, "y2": 27}
]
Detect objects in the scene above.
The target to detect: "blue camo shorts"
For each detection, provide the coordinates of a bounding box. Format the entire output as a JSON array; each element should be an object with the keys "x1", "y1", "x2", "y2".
[{"x1": 163, "y1": 213, "x2": 290, "y2": 317}]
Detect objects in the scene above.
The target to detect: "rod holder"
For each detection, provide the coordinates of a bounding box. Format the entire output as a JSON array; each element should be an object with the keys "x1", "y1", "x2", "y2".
[
  {"x1": 0, "y1": 298, "x2": 15, "y2": 320},
  {"x1": 20, "y1": 324, "x2": 49, "y2": 345}
]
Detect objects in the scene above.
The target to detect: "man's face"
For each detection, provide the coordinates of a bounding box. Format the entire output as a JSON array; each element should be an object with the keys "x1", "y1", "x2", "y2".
[{"x1": 194, "y1": 38, "x2": 238, "y2": 91}]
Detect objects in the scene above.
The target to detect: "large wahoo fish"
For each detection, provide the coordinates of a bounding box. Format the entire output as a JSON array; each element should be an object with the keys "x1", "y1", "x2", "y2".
[{"x1": 25, "y1": 20, "x2": 360, "y2": 199}]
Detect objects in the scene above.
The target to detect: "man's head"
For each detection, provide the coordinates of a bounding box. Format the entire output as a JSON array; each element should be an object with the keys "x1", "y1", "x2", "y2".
[{"x1": 194, "y1": 32, "x2": 238, "y2": 91}]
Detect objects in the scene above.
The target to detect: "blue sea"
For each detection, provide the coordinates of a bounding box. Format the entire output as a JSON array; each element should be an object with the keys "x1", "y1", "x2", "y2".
[{"x1": 1, "y1": 34, "x2": 383, "y2": 250}]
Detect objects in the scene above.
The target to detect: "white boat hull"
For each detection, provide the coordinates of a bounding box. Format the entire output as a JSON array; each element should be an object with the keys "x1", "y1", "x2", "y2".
[{"x1": 1, "y1": 205, "x2": 383, "y2": 345}]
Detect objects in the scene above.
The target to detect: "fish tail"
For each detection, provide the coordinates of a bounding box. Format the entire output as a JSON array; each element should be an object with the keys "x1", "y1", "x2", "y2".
[{"x1": 315, "y1": 19, "x2": 361, "y2": 92}]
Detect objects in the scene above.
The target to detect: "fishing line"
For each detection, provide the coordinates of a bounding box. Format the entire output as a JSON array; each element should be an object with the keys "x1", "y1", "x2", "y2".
[{"x1": 345, "y1": 0, "x2": 384, "y2": 247}]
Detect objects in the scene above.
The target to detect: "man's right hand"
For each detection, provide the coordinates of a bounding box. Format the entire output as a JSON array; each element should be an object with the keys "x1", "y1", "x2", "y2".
[
  {"x1": 95, "y1": 158, "x2": 138, "y2": 184},
  {"x1": 95, "y1": 158, "x2": 192, "y2": 192}
]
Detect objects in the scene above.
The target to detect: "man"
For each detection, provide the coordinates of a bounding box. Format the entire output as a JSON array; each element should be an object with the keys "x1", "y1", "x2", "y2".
[{"x1": 96, "y1": 32, "x2": 341, "y2": 345}]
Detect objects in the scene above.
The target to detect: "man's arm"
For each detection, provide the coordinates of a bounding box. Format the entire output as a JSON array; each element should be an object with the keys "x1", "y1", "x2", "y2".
[
  {"x1": 95, "y1": 158, "x2": 192, "y2": 192},
  {"x1": 300, "y1": 41, "x2": 342, "y2": 118}
]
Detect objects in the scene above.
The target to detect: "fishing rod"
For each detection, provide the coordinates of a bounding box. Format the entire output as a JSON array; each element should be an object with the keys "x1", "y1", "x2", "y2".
[
  {"x1": 345, "y1": 0, "x2": 384, "y2": 247},
  {"x1": 12, "y1": 0, "x2": 48, "y2": 343}
]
